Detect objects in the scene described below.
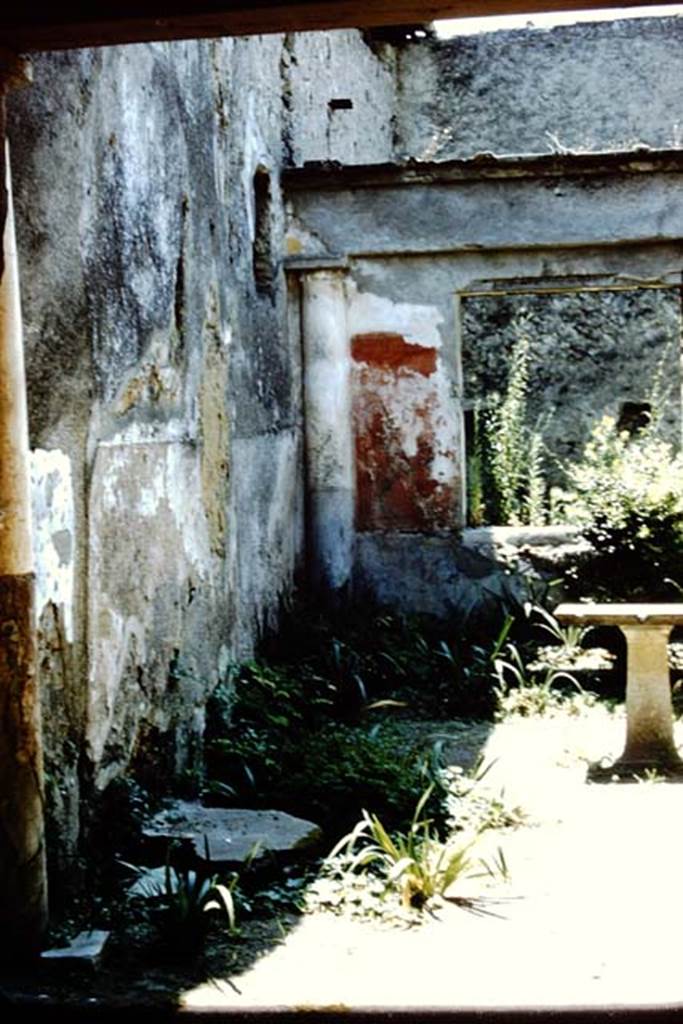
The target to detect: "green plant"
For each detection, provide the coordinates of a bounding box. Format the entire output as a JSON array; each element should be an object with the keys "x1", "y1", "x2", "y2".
[
  {"x1": 229, "y1": 661, "x2": 334, "y2": 731},
  {"x1": 327, "y1": 636, "x2": 368, "y2": 713},
  {"x1": 469, "y1": 612, "x2": 515, "y2": 676},
  {"x1": 483, "y1": 324, "x2": 547, "y2": 526},
  {"x1": 562, "y1": 415, "x2": 683, "y2": 527},
  {"x1": 525, "y1": 430, "x2": 547, "y2": 526},
  {"x1": 557, "y1": 415, "x2": 683, "y2": 600},
  {"x1": 164, "y1": 864, "x2": 237, "y2": 935},
  {"x1": 467, "y1": 402, "x2": 486, "y2": 527},
  {"x1": 524, "y1": 604, "x2": 615, "y2": 676},
  {"x1": 634, "y1": 767, "x2": 668, "y2": 785},
  {"x1": 254, "y1": 874, "x2": 311, "y2": 917},
  {"x1": 315, "y1": 785, "x2": 490, "y2": 917},
  {"x1": 276, "y1": 722, "x2": 447, "y2": 838},
  {"x1": 206, "y1": 603, "x2": 525, "y2": 840},
  {"x1": 493, "y1": 640, "x2": 595, "y2": 719},
  {"x1": 209, "y1": 715, "x2": 447, "y2": 841},
  {"x1": 440, "y1": 757, "x2": 526, "y2": 835},
  {"x1": 533, "y1": 605, "x2": 590, "y2": 651},
  {"x1": 435, "y1": 613, "x2": 514, "y2": 718},
  {"x1": 122, "y1": 842, "x2": 239, "y2": 952}
]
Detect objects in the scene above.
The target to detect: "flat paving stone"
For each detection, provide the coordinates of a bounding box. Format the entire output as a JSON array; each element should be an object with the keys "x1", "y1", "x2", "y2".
[
  {"x1": 143, "y1": 801, "x2": 322, "y2": 866},
  {"x1": 40, "y1": 930, "x2": 110, "y2": 968}
]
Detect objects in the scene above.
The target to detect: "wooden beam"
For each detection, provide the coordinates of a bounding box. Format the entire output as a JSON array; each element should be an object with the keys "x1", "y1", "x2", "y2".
[
  {"x1": 0, "y1": 54, "x2": 48, "y2": 957},
  {"x1": 0, "y1": 0, "x2": 680, "y2": 52}
]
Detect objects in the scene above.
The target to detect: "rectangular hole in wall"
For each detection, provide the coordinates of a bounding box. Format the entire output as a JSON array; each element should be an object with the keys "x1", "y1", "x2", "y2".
[
  {"x1": 328, "y1": 98, "x2": 354, "y2": 111},
  {"x1": 252, "y1": 167, "x2": 274, "y2": 295},
  {"x1": 459, "y1": 280, "x2": 683, "y2": 526}
]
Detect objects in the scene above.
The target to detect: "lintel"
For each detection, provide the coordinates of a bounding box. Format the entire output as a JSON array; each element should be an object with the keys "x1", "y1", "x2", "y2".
[{"x1": 1, "y1": 1, "x2": 680, "y2": 52}]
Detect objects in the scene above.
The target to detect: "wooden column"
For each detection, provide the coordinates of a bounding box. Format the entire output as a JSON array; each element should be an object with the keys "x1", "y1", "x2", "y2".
[{"x1": 0, "y1": 51, "x2": 48, "y2": 957}]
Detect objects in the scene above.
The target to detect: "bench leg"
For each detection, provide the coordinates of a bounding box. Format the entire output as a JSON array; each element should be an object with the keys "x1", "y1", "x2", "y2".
[{"x1": 591, "y1": 624, "x2": 683, "y2": 779}]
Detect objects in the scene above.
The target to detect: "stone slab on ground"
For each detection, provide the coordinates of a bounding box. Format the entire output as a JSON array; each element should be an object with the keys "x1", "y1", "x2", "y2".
[
  {"x1": 143, "y1": 802, "x2": 322, "y2": 866},
  {"x1": 40, "y1": 930, "x2": 110, "y2": 968}
]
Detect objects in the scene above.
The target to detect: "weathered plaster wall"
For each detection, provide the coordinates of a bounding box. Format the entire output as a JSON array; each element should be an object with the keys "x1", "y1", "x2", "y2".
[
  {"x1": 397, "y1": 16, "x2": 683, "y2": 161},
  {"x1": 284, "y1": 31, "x2": 396, "y2": 166},
  {"x1": 287, "y1": 152, "x2": 683, "y2": 615},
  {"x1": 7, "y1": 27, "x2": 394, "y2": 877}
]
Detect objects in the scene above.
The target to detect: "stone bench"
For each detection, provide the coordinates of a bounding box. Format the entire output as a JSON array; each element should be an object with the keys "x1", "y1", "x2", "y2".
[{"x1": 555, "y1": 602, "x2": 683, "y2": 779}]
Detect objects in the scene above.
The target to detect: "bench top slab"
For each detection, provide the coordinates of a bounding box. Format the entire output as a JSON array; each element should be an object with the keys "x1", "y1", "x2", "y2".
[{"x1": 555, "y1": 602, "x2": 683, "y2": 625}]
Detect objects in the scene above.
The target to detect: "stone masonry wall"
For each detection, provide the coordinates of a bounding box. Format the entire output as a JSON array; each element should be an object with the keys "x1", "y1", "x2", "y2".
[{"x1": 397, "y1": 16, "x2": 683, "y2": 161}]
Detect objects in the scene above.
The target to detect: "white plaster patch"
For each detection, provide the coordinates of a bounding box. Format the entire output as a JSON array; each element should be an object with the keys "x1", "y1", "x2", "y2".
[
  {"x1": 347, "y1": 283, "x2": 445, "y2": 349},
  {"x1": 242, "y1": 93, "x2": 272, "y2": 243},
  {"x1": 164, "y1": 441, "x2": 214, "y2": 570},
  {"x1": 87, "y1": 439, "x2": 216, "y2": 778},
  {"x1": 91, "y1": 606, "x2": 147, "y2": 763},
  {"x1": 266, "y1": 429, "x2": 301, "y2": 547},
  {"x1": 95, "y1": 440, "x2": 211, "y2": 569},
  {"x1": 30, "y1": 448, "x2": 75, "y2": 642},
  {"x1": 217, "y1": 644, "x2": 232, "y2": 681},
  {"x1": 231, "y1": 429, "x2": 303, "y2": 649}
]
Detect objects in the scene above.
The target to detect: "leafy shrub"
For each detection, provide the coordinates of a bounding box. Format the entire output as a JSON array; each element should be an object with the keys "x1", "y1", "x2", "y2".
[
  {"x1": 558, "y1": 415, "x2": 683, "y2": 599},
  {"x1": 260, "y1": 605, "x2": 451, "y2": 712},
  {"x1": 209, "y1": 719, "x2": 444, "y2": 840},
  {"x1": 219, "y1": 603, "x2": 504, "y2": 729},
  {"x1": 281, "y1": 724, "x2": 446, "y2": 835},
  {"x1": 562, "y1": 414, "x2": 683, "y2": 528},
  {"x1": 204, "y1": 602, "x2": 521, "y2": 842}
]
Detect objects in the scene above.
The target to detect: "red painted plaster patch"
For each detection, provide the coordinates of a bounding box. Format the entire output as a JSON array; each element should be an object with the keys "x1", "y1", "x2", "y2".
[
  {"x1": 351, "y1": 333, "x2": 436, "y2": 377},
  {"x1": 355, "y1": 396, "x2": 456, "y2": 532}
]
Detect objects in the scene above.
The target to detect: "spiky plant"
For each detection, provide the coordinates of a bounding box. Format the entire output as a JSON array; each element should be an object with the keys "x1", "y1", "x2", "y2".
[{"x1": 326, "y1": 785, "x2": 484, "y2": 911}]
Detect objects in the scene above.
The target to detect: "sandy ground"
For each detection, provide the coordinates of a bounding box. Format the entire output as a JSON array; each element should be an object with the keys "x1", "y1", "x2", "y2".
[{"x1": 182, "y1": 707, "x2": 683, "y2": 1013}]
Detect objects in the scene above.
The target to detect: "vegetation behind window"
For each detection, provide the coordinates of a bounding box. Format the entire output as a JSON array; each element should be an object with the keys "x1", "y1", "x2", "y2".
[{"x1": 461, "y1": 285, "x2": 682, "y2": 527}]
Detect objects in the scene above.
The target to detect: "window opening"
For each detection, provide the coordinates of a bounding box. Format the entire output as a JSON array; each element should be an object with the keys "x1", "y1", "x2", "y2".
[{"x1": 460, "y1": 281, "x2": 683, "y2": 527}]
